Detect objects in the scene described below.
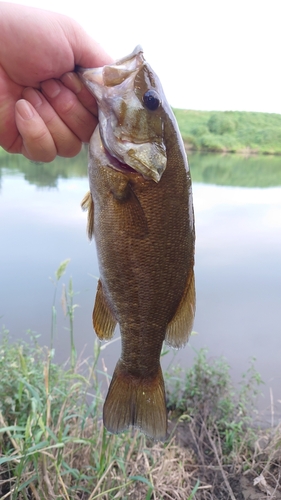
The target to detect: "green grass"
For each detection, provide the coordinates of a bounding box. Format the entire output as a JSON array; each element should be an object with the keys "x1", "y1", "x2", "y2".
[
  {"x1": 0, "y1": 262, "x2": 280, "y2": 499},
  {"x1": 0, "y1": 329, "x2": 198, "y2": 499},
  {"x1": 173, "y1": 109, "x2": 281, "y2": 154}
]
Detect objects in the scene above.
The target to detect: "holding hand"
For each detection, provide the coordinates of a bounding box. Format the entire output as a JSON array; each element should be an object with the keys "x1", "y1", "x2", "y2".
[{"x1": 0, "y1": 2, "x2": 112, "y2": 161}]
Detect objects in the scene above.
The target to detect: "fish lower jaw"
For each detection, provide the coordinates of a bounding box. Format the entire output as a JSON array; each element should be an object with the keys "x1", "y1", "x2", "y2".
[
  {"x1": 103, "y1": 144, "x2": 160, "y2": 182},
  {"x1": 108, "y1": 159, "x2": 159, "y2": 182},
  {"x1": 110, "y1": 160, "x2": 136, "y2": 175},
  {"x1": 104, "y1": 149, "x2": 142, "y2": 176}
]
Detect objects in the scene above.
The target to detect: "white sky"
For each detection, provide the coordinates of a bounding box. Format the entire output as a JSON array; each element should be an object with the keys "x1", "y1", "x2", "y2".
[{"x1": 5, "y1": 0, "x2": 281, "y2": 113}]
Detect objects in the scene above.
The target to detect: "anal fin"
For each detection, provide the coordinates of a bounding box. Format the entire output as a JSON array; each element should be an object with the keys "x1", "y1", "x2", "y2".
[
  {"x1": 165, "y1": 269, "x2": 196, "y2": 349},
  {"x1": 93, "y1": 279, "x2": 117, "y2": 340}
]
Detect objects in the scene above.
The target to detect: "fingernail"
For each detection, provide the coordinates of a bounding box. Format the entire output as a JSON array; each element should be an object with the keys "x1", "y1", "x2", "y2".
[
  {"x1": 61, "y1": 72, "x2": 83, "y2": 94},
  {"x1": 41, "y1": 79, "x2": 61, "y2": 98},
  {"x1": 16, "y1": 100, "x2": 34, "y2": 120},
  {"x1": 22, "y1": 87, "x2": 43, "y2": 108}
]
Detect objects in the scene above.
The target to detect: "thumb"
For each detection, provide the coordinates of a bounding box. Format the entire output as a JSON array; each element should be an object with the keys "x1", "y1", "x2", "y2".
[{"x1": 67, "y1": 21, "x2": 113, "y2": 69}]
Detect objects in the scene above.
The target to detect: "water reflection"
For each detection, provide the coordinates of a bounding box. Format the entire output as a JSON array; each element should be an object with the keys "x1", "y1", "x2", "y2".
[
  {"x1": 0, "y1": 147, "x2": 88, "y2": 189},
  {"x1": 2, "y1": 148, "x2": 281, "y2": 189},
  {"x1": 189, "y1": 151, "x2": 281, "y2": 187},
  {"x1": 0, "y1": 149, "x2": 280, "y2": 423}
]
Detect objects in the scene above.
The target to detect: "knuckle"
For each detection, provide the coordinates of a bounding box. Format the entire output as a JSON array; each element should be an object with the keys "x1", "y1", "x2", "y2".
[
  {"x1": 23, "y1": 129, "x2": 57, "y2": 162},
  {"x1": 23, "y1": 147, "x2": 56, "y2": 162},
  {"x1": 57, "y1": 139, "x2": 82, "y2": 158},
  {"x1": 58, "y1": 96, "x2": 78, "y2": 117}
]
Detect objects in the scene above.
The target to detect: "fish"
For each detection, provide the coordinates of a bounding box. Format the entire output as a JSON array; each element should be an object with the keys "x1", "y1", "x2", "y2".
[{"x1": 78, "y1": 46, "x2": 195, "y2": 441}]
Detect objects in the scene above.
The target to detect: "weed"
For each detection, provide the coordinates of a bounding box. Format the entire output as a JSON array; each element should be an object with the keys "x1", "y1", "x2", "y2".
[{"x1": 165, "y1": 348, "x2": 264, "y2": 456}]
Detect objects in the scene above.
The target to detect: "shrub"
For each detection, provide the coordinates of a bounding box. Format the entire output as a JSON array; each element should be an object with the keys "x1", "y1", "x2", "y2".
[
  {"x1": 208, "y1": 113, "x2": 237, "y2": 135},
  {"x1": 199, "y1": 134, "x2": 225, "y2": 152}
]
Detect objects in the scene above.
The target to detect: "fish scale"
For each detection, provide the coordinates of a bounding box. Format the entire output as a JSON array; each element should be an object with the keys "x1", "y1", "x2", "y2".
[{"x1": 79, "y1": 46, "x2": 195, "y2": 440}]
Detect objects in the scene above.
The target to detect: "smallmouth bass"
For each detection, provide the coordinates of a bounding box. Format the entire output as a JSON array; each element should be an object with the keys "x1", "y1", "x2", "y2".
[{"x1": 79, "y1": 46, "x2": 195, "y2": 441}]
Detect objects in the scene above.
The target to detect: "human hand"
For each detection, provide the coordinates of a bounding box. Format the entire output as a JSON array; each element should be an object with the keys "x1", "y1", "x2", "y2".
[{"x1": 0, "y1": 2, "x2": 112, "y2": 161}]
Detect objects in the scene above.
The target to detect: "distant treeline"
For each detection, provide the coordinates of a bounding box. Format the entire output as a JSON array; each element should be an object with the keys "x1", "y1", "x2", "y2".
[{"x1": 173, "y1": 109, "x2": 281, "y2": 154}]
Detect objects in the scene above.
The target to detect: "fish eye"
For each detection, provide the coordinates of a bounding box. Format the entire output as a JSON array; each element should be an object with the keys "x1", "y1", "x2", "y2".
[{"x1": 142, "y1": 90, "x2": 160, "y2": 111}]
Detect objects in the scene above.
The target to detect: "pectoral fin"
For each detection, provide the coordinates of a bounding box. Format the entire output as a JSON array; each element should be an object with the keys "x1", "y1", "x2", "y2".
[
  {"x1": 93, "y1": 280, "x2": 117, "y2": 340},
  {"x1": 165, "y1": 270, "x2": 196, "y2": 349},
  {"x1": 81, "y1": 191, "x2": 94, "y2": 240},
  {"x1": 111, "y1": 181, "x2": 148, "y2": 239}
]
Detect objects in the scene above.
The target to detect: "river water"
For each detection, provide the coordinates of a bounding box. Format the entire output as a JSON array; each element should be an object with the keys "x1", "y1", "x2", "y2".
[{"x1": 0, "y1": 149, "x2": 280, "y2": 425}]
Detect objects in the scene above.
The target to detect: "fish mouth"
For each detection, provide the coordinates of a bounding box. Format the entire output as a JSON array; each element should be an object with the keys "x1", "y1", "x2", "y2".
[
  {"x1": 100, "y1": 126, "x2": 164, "y2": 182},
  {"x1": 103, "y1": 146, "x2": 140, "y2": 176},
  {"x1": 103, "y1": 142, "x2": 163, "y2": 182}
]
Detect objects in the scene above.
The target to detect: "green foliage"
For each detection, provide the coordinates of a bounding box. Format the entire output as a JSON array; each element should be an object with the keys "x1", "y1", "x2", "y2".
[
  {"x1": 208, "y1": 113, "x2": 237, "y2": 135},
  {"x1": 55, "y1": 258, "x2": 71, "y2": 281},
  {"x1": 51, "y1": 259, "x2": 78, "y2": 369},
  {"x1": 165, "y1": 348, "x2": 263, "y2": 456},
  {"x1": 0, "y1": 329, "x2": 68, "y2": 427},
  {"x1": 198, "y1": 133, "x2": 225, "y2": 152},
  {"x1": 190, "y1": 125, "x2": 209, "y2": 136},
  {"x1": 173, "y1": 108, "x2": 281, "y2": 154}
]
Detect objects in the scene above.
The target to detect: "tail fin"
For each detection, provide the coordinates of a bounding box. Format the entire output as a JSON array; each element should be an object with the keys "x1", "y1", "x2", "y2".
[{"x1": 103, "y1": 360, "x2": 167, "y2": 441}]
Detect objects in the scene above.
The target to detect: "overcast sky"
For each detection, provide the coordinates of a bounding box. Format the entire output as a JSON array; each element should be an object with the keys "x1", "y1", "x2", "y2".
[{"x1": 5, "y1": 0, "x2": 281, "y2": 114}]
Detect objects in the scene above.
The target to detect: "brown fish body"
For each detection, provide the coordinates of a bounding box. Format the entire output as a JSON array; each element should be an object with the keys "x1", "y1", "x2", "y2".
[{"x1": 80, "y1": 47, "x2": 195, "y2": 440}]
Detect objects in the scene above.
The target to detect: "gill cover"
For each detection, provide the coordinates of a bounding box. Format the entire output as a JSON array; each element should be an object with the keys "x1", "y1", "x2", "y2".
[{"x1": 78, "y1": 46, "x2": 167, "y2": 182}]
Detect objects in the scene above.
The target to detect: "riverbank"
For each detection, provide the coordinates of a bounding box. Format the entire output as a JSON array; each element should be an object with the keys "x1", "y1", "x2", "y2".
[
  {"x1": 1, "y1": 327, "x2": 280, "y2": 499},
  {"x1": 174, "y1": 109, "x2": 281, "y2": 154}
]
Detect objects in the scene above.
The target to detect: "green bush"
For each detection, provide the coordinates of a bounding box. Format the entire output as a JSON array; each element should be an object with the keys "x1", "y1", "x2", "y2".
[
  {"x1": 199, "y1": 134, "x2": 225, "y2": 152},
  {"x1": 173, "y1": 108, "x2": 281, "y2": 154},
  {"x1": 0, "y1": 330, "x2": 70, "y2": 428},
  {"x1": 191, "y1": 125, "x2": 209, "y2": 136},
  {"x1": 165, "y1": 348, "x2": 263, "y2": 455},
  {"x1": 208, "y1": 113, "x2": 237, "y2": 135},
  {"x1": 253, "y1": 126, "x2": 281, "y2": 145}
]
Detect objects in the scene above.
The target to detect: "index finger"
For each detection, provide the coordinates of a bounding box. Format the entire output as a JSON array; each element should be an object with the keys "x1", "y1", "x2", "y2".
[{"x1": 60, "y1": 72, "x2": 98, "y2": 116}]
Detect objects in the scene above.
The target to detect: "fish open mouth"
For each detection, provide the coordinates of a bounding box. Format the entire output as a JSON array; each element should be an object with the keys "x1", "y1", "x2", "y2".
[
  {"x1": 103, "y1": 146, "x2": 140, "y2": 176},
  {"x1": 101, "y1": 135, "x2": 164, "y2": 182}
]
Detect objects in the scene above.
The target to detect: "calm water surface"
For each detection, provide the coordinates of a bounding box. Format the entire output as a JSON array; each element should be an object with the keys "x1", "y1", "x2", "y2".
[{"x1": 0, "y1": 150, "x2": 280, "y2": 424}]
